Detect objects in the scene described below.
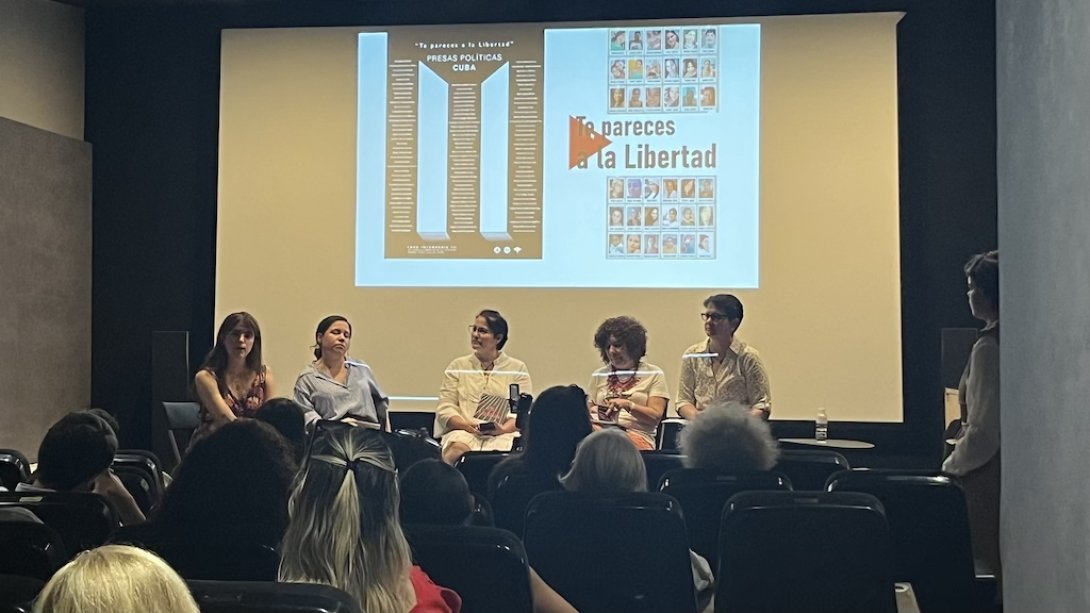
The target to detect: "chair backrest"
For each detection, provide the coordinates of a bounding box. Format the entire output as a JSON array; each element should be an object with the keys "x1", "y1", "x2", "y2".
[
  {"x1": 773, "y1": 449, "x2": 850, "y2": 490},
  {"x1": 0, "y1": 492, "x2": 117, "y2": 554},
  {"x1": 160, "y1": 401, "x2": 201, "y2": 469},
  {"x1": 640, "y1": 450, "x2": 687, "y2": 489},
  {"x1": 455, "y1": 451, "x2": 510, "y2": 497},
  {"x1": 0, "y1": 520, "x2": 68, "y2": 581},
  {"x1": 0, "y1": 451, "x2": 30, "y2": 491},
  {"x1": 115, "y1": 450, "x2": 165, "y2": 489},
  {"x1": 655, "y1": 418, "x2": 687, "y2": 450},
  {"x1": 139, "y1": 526, "x2": 281, "y2": 582},
  {"x1": 491, "y1": 473, "x2": 559, "y2": 537},
  {"x1": 0, "y1": 574, "x2": 45, "y2": 613},
  {"x1": 524, "y1": 491, "x2": 697, "y2": 613},
  {"x1": 382, "y1": 430, "x2": 441, "y2": 473},
  {"x1": 718, "y1": 491, "x2": 895, "y2": 613},
  {"x1": 405, "y1": 525, "x2": 533, "y2": 613},
  {"x1": 111, "y1": 466, "x2": 157, "y2": 517},
  {"x1": 827, "y1": 469, "x2": 979, "y2": 612},
  {"x1": 659, "y1": 468, "x2": 792, "y2": 562},
  {"x1": 188, "y1": 580, "x2": 362, "y2": 613}
]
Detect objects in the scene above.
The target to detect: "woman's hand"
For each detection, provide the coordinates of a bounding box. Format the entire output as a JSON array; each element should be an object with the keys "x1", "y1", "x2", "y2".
[{"x1": 449, "y1": 416, "x2": 480, "y2": 435}]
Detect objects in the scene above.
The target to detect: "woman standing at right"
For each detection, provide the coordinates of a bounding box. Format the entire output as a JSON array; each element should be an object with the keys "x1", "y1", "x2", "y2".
[{"x1": 942, "y1": 250, "x2": 1001, "y2": 587}]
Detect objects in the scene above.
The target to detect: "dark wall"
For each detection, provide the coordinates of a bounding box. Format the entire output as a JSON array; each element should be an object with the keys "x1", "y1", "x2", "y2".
[{"x1": 85, "y1": 0, "x2": 996, "y2": 458}]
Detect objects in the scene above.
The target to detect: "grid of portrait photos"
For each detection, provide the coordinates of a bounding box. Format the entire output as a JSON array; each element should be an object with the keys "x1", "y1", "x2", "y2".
[
  {"x1": 608, "y1": 26, "x2": 719, "y2": 113},
  {"x1": 606, "y1": 176, "x2": 717, "y2": 259}
]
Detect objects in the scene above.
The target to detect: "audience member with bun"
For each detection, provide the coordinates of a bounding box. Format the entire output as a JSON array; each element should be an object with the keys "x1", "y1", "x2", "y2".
[
  {"x1": 294, "y1": 315, "x2": 390, "y2": 431},
  {"x1": 279, "y1": 425, "x2": 462, "y2": 612},
  {"x1": 34, "y1": 544, "x2": 199, "y2": 613},
  {"x1": 680, "y1": 401, "x2": 780, "y2": 473},
  {"x1": 191, "y1": 311, "x2": 275, "y2": 445}
]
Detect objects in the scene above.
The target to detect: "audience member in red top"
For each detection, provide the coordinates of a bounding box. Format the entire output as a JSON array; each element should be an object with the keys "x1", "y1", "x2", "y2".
[{"x1": 279, "y1": 424, "x2": 461, "y2": 612}]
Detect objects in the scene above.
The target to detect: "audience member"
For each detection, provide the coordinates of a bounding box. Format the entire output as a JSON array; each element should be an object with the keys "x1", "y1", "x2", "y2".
[
  {"x1": 561, "y1": 430, "x2": 715, "y2": 611},
  {"x1": 679, "y1": 402, "x2": 779, "y2": 472},
  {"x1": 487, "y1": 385, "x2": 592, "y2": 496},
  {"x1": 34, "y1": 544, "x2": 199, "y2": 613},
  {"x1": 279, "y1": 426, "x2": 461, "y2": 612},
  {"x1": 587, "y1": 317, "x2": 669, "y2": 450},
  {"x1": 191, "y1": 312, "x2": 275, "y2": 446},
  {"x1": 256, "y1": 397, "x2": 307, "y2": 462},
  {"x1": 22, "y1": 411, "x2": 145, "y2": 526}
]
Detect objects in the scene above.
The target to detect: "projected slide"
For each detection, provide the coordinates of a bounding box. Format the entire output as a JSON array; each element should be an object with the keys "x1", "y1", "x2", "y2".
[{"x1": 356, "y1": 23, "x2": 760, "y2": 288}]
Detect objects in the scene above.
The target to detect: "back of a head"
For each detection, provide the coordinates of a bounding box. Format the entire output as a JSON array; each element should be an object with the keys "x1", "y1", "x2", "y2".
[
  {"x1": 256, "y1": 398, "x2": 307, "y2": 461},
  {"x1": 400, "y1": 459, "x2": 473, "y2": 526},
  {"x1": 156, "y1": 419, "x2": 296, "y2": 543},
  {"x1": 680, "y1": 402, "x2": 780, "y2": 472},
  {"x1": 280, "y1": 426, "x2": 415, "y2": 612},
  {"x1": 37, "y1": 412, "x2": 118, "y2": 491},
  {"x1": 523, "y1": 385, "x2": 593, "y2": 478},
  {"x1": 34, "y1": 544, "x2": 199, "y2": 613},
  {"x1": 560, "y1": 429, "x2": 647, "y2": 494}
]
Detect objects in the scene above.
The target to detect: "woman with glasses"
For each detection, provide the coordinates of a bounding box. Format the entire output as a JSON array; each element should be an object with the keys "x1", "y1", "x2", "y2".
[
  {"x1": 435, "y1": 310, "x2": 532, "y2": 464},
  {"x1": 294, "y1": 315, "x2": 390, "y2": 431},
  {"x1": 587, "y1": 316, "x2": 670, "y2": 450},
  {"x1": 677, "y1": 294, "x2": 771, "y2": 420}
]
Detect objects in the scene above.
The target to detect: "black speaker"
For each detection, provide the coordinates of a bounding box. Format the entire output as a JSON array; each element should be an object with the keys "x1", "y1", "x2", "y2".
[{"x1": 152, "y1": 331, "x2": 190, "y2": 472}]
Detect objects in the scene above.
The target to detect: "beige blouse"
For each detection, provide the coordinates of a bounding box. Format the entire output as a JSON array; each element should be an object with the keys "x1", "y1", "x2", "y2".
[{"x1": 677, "y1": 337, "x2": 772, "y2": 415}]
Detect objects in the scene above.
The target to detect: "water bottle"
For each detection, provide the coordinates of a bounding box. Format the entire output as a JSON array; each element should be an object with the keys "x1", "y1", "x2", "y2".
[{"x1": 815, "y1": 407, "x2": 828, "y2": 441}]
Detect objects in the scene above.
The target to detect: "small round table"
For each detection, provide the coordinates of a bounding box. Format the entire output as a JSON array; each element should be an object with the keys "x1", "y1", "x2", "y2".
[{"x1": 778, "y1": 437, "x2": 875, "y2": 450}]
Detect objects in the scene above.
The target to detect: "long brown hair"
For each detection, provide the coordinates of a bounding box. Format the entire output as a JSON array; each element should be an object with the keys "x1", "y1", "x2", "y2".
[{"x1": 199, "y1": 312, "x2": 264, "y2": 393}]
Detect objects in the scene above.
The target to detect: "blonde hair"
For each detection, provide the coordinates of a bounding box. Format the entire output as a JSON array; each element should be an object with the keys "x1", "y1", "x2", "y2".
[
  {"x1": 279, "y1": 426, "x2": 416, "y2": 612},
  {"x1": 34, "y1": 545, "x2": 198, "y2": 613},
  {"x1": 561, "y1": 429, "x2": 647, "y2": 493},
  {"x1": 680, "y1": 402, "x2": 780, "y2": 472}
]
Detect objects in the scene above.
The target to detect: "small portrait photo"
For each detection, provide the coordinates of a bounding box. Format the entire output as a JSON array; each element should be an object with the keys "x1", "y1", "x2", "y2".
[
  {"x1": 682, "y1": 29, "x2": 699, "y2": 50},
  {"x1": 681, "y1": 178, "x2": 697, "y2": 200},
  {"x1": 680, "y1": 206, "x2": 696, "y2": 227},
  {"x1": 609, "y1": 178, "x2": 625, "y2": 200},
  {"x1": 647, "y1": 29, "x2": 663, "y2": 51},
  {"x1": 609, "y1": 206, "x2": 625, "y2": 227},
  {"x1": 664, "y1": 58, "x2": 680, "y2": 81},
  {"x1": 645, "y1": 86, "x2": 662, "y2": 109},
  {"x1": 644, "y1": 234, "x2": 660, "y2": 255},
  {"x1": 627, "y1": 178, "x2": 643, "y2": 200},
  {"x1": 698, "y1": 205, "x2": 714, "y2": 227},
  {"x1": 627, "y1": 233, "x2": 643, "y2": 254},
  {"x1": 662, "y1": 233, "x2": 679, "y2": 255},
  {"x1": 610, "y1": 60, "x2": 626, "y2": 82},
  {"x1": 609, "y1": 87, "x2": 626, "y2": 110},
  {"x1": 700, "y1": 85, "x2": 717, "y2": 108},
  {"x1": 627, "y1": 206, "x2": 642, "y2": 226},
  {"x1": 646, "y1": 59, "x2": 662, "y2": 81},
  {"x1": 628, "y1": 87, "x2": 644, "y2": 109},
  {"x1": 629, "y1": 30, "x2": 644, "y2": 51},
  {"x1": 627, "y1": 58, "x2": 644, "y2": 81},
  {"x1": 680, "y1": 233, "x2": 697, "y2": 255},
  {"x1": 701, "y1": 58, "x2": 717, "y2": 79},
  {"x1": 643, "y1": 178, "x2": 661, "y2": 201},
  {"x1": 663, "y1": 178, "x2": 679, "y2": 201},
  {"x1": 610, "y1": 30, "x2": 626, "y2": 53},
  {"x1": 697, "y1": 233, "x2": 713, "y2": 257},
  {"x1": 682, "y1": 57, "x2": 699, "y2": 80},
  {"x1": 662, "y1": 206, "x2": 680, "y2": 228},
  {"x1": 682, "y1": 86, "x2": 698, "y2": 108},
  {"x1": 702, "y1": 28, "x2": 717, "y2": 50},
  {"x1": 644, "y1": 205, "x2": 660, "y2": 227},
  {"x1": 664, "y1": 86, "x2": 680, "y2": 108},
  {"x1": 698, "y1": 178, "x2": 715, "y2": 199},
  {"x1": 665, "y1": 29, "x2": 680, "y2": 51},
  {"x1": 608, "y1": 233, "x2": 625, "y2": 256}
]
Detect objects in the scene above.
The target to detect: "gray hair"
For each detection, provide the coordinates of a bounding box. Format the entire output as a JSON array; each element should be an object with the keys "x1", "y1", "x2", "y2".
[
  {"x1": 561, "y1": 429, "x2": 648, "y2": 493},
  {"x1": 680, "y1": 402, "x2": 780, "y2": 472}
]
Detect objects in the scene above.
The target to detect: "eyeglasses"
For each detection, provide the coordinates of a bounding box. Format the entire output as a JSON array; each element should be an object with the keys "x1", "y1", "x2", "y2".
[
  {"x1": 700, "y1": 313, "x2": 731, "y2": 323},
  {"x1": 468, "y1": 325, "x2": 492, "y2": 335}
]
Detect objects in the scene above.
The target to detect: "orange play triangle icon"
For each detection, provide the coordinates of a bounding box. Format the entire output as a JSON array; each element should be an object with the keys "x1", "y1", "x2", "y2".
[{"x1": 569, "y1": 116, "x2": 612, "y2": 169}]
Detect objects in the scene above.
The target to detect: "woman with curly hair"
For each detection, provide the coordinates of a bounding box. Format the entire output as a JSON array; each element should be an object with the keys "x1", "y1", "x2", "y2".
[{"x1": 586, "y1": 316, "x2": 670, "y2": 450}]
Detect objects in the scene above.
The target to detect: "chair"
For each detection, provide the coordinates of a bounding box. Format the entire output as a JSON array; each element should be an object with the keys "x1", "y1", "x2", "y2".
[
  {"x1": 455, "y1": 451, "x2": 509, "y2": 497},
  {"x1": 640, "y1": 450, "x2": 687, "y2": 489},
  {"x1": 491, "y1": 473, "x2": 560, "y2": 536},
  {"x1": 111, "y1": 464, "x2": 158, "y2": 517},
  {"x1": 773, "y1": 449, "x2": 850, "y2": 490},
  {"x1": 137, "y1": 525, "x2": 281, "y2": 582},
  {"x1": 827, "y1": 469, "x2": 991, "y2": 612},
  {"x1": 0, "y1": 492, "x2": 117, "y2": 554},
  {"x1": 524, "y1": 491, "x2": 697, "y2": 613},
  {"x1": 0, "y1": 520, "x2": 68, "y2": 581},
  {"x1": 160, "y1": 401, "x2": 201, "y2": 469},
  {"x1": 188, "y1": 580, "x2": 361, "y2": 613},
  {"x1": 656, "y1": 418, "x2": 687, "y2": 450},
  {"x1": 717, "y1": 491, "x2": 895, "y2": 613},
  {"x1": 405, "y1": 525, "x2": 533, "y2": 613},
  {"x1": 382, "y1": 429, "x2": 441, "y2": 472},
  {"x1": 0, "y1": 575, "x2": 44, "y2": 613},
  {"x1": 114, "y1": 450, "x2": 166, "y2": 489},
  {"x1": 0, "y1": 451, "x2": 30, "y2": 491},
  {"x1": 659, "y1": 468, "x2": 792, "y2": 562}
]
